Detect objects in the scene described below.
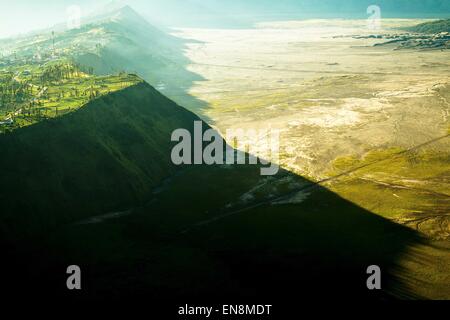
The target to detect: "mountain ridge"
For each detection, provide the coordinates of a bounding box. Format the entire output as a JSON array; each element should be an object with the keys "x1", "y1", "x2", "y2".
[{"x1": 0, "y1": 80, "x2": 203, "y2": 236}]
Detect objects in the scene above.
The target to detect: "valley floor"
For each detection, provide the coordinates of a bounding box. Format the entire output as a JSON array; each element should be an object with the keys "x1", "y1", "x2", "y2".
[{"x1": 171, "y1": 19, "x2": 450, "y2": 299}]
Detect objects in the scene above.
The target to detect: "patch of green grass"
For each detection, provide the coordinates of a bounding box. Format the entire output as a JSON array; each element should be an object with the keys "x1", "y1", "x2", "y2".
[
  {"x1": 326, "y1": 147, "x2": 450, "y2": 219},
  {"x1": 0, "y1": 59, "x2": 142, "y2": 133}
]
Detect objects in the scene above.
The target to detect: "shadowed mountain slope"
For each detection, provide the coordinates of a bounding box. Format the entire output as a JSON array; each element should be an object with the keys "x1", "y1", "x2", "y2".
[
  {"x1": 0, "y1": 80, "x2": 426, "y2": 302},
  {"x1": 0, "y1": 81, "x2": 201, "y2": 236}
]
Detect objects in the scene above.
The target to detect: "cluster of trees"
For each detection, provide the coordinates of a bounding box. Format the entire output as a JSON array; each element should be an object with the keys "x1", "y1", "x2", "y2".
[
  {"x1": 83, "y1": 85, "x2": 101, "y2": 101},
  {"x1": 1, "y1": 63, "x2": 82, "y2": 121},
  {"x1": 78, "y1": 64, "x2": 95, "y2": 75},
  {"x1": 0, "y1": 74, "x2": 33, "y2": 110},
  {"x1": 39, "y1": 63, "x2": 83, "y2": 84},
  {"x1": 22, "y1": 99, "x2": 45, "y2": 119},
  {"x1": 0, "y1": 60, "x2": 131, "y2": 131},
  {"x1": 53, "y1": 84, "x2": 100, "y2": 101}
]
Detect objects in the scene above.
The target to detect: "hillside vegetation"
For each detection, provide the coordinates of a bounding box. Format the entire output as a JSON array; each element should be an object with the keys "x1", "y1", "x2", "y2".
[
  {"x1": 0, "y1": 59, "x2": 141, "y2": 133},
  {"x1": 0, "y1": 5, "x2": 204, "y2": 112},
  {"x1": 406, "y1": 19, "x2": 450, "y2": 33},
  {"x1": 0, "y1": 81, "x2": 202, "y2": 236}
]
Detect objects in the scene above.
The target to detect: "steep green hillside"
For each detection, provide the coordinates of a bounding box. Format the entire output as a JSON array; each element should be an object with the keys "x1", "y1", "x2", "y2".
[{"x1": 0, "y1": 81, "x2": 201, "y2": 236}]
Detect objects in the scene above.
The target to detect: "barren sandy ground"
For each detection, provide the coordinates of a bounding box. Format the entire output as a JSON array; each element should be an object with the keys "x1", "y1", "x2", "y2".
[
  {"x1": 174, "y1": 20, "x2": 449, "y2": 175},
  {"x1": 172, "y1": 19, "x2": 450, "y2": 299}
]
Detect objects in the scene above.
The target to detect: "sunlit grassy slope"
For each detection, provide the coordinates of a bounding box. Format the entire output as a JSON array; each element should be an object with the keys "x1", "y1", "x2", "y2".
[
  {"x1": 328, "y1": 148, "x2": 450, "y2": 221},
  {"x1": 0, "y1": 60, "x2": 141, "y2": 133}
]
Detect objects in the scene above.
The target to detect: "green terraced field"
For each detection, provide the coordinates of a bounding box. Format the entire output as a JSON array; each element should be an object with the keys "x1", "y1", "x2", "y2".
[{"x1": 0, "y1": 60, "x2": 142, "y2": 133}]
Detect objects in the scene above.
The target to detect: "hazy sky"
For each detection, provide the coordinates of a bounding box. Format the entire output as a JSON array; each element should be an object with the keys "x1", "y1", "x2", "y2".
[
  {"x1": 0, "y1": 0, "x2": 449, "y2": 39},
  {"x1": 0, "y1": 0, "x2": 109, "y2": 38}
]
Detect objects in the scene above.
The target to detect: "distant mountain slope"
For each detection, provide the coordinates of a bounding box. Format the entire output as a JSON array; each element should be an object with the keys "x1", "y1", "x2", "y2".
[
  {"x1": 57, "y1": 6, "x2": 187, "y2": 81},
  {"x1": 133, "y1": 0, "x2": 450, "y2": 27},
  {"x1": 0, "y1": 81, "x2": 201, "y2": 236},
  {"x1": 0, "y1": 5, "x2": 201, "y2": 97},
  {"x1": 75, "y1": 5, "x2": 202, "y2": 92},
  {"x1": 74, "y1": 5, "x2": 206, "y2": 111},
  {"x1": 406, "y1": 19, "x2": 450, "y2": 33}
]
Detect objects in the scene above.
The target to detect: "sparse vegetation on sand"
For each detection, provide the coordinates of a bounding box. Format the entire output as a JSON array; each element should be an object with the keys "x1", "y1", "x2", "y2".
[{"x1": 406, "y1": 19, "x2": 450, "y2": 34}]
